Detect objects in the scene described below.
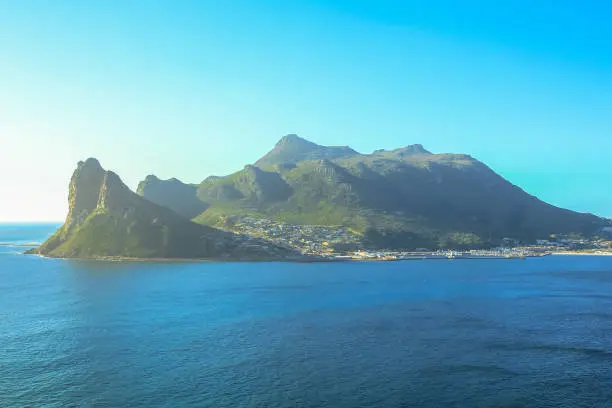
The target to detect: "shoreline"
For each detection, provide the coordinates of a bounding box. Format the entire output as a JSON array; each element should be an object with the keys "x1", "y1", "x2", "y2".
[
  {"x1": 551, "y1": 252, "x2": 612, "y2": 257},
  {"x1": 21, "y1": 250, "x2": 612, "y2": 263},
  {"x1": 25, "y1": 253, "x2": 342, "y2": 264}
]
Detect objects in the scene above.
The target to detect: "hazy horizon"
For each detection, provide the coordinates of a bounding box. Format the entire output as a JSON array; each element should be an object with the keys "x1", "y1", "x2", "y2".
[{"x1": 1, "y1": 0, "x2": 611, "y2": 221}]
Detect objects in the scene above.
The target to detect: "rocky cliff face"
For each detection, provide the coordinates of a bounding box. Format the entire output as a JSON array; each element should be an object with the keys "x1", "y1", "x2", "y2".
[
  {"x1": 32, "y1": 159, "x2": 303, "y2": 260},
  {"x1": 97, "y1": 171, "x2": 134, "y2": 214},
  {"x1": 63, "y1": 158, "x2": 106, "y2": 233}
]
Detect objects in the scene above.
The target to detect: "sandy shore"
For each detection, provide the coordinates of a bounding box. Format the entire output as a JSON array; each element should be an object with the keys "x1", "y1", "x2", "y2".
[{"x1": 551, "y1": 252, "x2": 612, "y2": 256}]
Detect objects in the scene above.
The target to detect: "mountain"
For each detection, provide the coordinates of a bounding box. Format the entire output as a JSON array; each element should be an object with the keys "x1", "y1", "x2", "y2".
[
  {"x1": 198, "y1": 165, "x2": 293, "y2": 204},
  {"x1": 254, "y1": 134, "x2": 359, "y2": 168},
  {"x1": 139, "y1": 135, "x2": 609, "y2": 249},
  {"x1": 30, "y1": 158, "x2": 302, "y2": 260},
  {"x1": 136, "y1": 175, "x2": 208, "y2": 219}
]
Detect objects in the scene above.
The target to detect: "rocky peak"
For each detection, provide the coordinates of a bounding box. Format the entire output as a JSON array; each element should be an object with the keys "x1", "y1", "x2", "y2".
[
  {"x1": 202, "y1": 175, "x2": 223, "y2": 184},
  {"x1": 79, "y1": 157, "x2": 103, "y2": 169},
  {"x1": 97, "y1": 171, "x2": 132, "y2": 212},
  {"x1": 64, "y1": 159, "x2": 136, "y2": 231},
  {"x1": 276, "y1": 134, "x2": 314, "y2": 147},
  {"x1": 402, "y1": 144, "x2": 431, "y2": 154},
  {"x1": 256, "y1": 134, "x2": 359, "y2": 167},
  {"x1": 137, "y1": 175, "x2": 189, "y2": 196},
  {"x1": 372, "y1": 144, "x2": 431, "y2": 158},
  {"x1": 64, "y1": 158, "x2": 106, "y2": 232},
  {"x1": 393, "y1": 144, "x2": 431, "y2": 157},
  {"x1": 136, "y1": 175, "x2": 159, "y2": 196}
]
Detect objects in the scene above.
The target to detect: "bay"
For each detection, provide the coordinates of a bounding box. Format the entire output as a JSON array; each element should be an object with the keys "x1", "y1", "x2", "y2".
[{"x1": 1, "y1": 224, "x2": 612, "y2": 407}]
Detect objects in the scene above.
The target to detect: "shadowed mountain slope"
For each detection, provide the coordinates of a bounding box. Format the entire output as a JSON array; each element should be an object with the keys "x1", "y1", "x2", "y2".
[{"x1": 136, "y1": 175, "x2": 208, "y2": 219}]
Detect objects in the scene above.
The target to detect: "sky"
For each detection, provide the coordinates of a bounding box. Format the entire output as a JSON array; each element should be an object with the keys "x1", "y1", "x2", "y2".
[{"x1": 1, "y1": 0, "x2": 610, "y2": 221}]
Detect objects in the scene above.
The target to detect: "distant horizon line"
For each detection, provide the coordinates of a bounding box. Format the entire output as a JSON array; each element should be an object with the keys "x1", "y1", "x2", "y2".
[{"x1": 0, "y1": 221, "x2": 64, "y2": 224}]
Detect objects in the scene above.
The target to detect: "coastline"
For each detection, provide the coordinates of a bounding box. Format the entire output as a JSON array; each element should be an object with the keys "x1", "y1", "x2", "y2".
[
  {"x1": 551, "y1": 252, "x2": 612, "y2": 257},
  {"x1": 21, "y1": 248, "x2": 612, "y2": 263},
  {"x1": 23, "y1": 252, "x2": 552, "y2": 263},
  {"x1": 25, "y1": 252, "x2": 340, "y2": 264}
]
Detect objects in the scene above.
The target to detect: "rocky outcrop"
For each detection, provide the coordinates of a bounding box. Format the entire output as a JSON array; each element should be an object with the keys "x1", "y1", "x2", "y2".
[
  {"x1": 63, "y1": 158, "x2": 106, "y2": 232},
  {"x1": 31, "y1": 159, "x2": 305, "y2": 260},
  {"x1": 254, "y1": 134, "x2": 360, "y2": 168}
]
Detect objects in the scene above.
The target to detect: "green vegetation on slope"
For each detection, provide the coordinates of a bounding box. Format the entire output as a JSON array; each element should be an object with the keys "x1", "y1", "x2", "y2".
[
  {"x1": 139, "y1": 135, "x2": 609, "y2": 250},
  {"x1": 33, "y1": 159, "x2": 301, "y2": 260}
]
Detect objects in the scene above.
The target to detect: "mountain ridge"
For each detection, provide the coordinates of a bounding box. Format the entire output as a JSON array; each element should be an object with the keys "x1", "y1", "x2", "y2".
[
  {"x1": 254, "y1": 134, "x2": 361, "y2": 168},
  {"x1": 138, "y1": 135, "x2": 609, "y2": 249}
]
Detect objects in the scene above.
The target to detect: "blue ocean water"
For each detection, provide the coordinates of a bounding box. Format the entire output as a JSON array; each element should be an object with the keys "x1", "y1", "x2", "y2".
[
  {"x1": 1, "y1": 224, "x2": 612, "y2": 407},
  {"x1": 0, "y1": 222, "x2": 60, "y2": 245}
]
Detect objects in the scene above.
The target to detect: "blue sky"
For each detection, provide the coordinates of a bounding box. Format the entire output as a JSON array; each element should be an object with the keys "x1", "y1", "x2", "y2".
[{"x1": 1, "y1": 0, "x2": 610, "y2": 221}]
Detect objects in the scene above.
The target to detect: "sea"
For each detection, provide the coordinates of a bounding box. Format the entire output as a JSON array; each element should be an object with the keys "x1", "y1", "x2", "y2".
[{"x1": 1, "y1": 223, "x2": 612, "y2": 408}]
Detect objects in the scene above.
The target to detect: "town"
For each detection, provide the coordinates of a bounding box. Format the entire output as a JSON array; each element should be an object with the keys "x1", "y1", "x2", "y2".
[
  {"x1": 222, "y1": 216, "x2": 612, "y2": 261},
  {"x1": 224, "y1": 215, "x2": 362, "y2": 255}
]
